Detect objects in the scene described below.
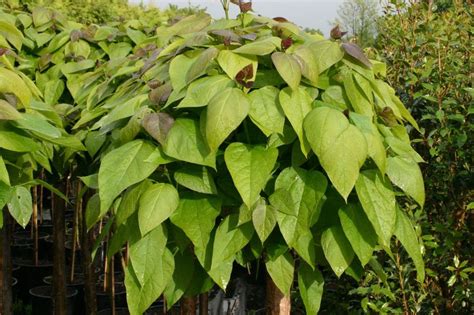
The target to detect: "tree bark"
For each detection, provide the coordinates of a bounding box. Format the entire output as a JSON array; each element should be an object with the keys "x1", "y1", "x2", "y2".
[
  {"x1": 266, "y1": 273, "x2": 291, "y2": 315},
  {"x1": 180, "y1": 296, "x2": 197, "y2": 315},
  {"x1": 0, "y1": 209, "x2": 13, "y2": 315},
  {"x1": 81, "y1": 191, "x2": 97, "y2": 315},
  {"x1": 199, "y1": 293, "x2": 208, "y2": 315},
  {"x1": 52, "y1": 183, "x2": 67, "y2": 315}
]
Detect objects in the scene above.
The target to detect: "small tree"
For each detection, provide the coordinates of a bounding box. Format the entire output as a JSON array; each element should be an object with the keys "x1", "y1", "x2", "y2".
[{"x1": 333, "y1": 0, "x2": 379, "y2": 47}]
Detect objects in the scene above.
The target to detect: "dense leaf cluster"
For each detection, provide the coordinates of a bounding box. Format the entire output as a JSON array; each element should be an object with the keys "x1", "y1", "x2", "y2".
[{"x1": 0, "y1": 4, "x2": 426, "y2": 314}]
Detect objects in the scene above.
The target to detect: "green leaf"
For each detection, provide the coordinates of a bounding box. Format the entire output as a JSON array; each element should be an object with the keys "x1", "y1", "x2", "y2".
[
  {"x1": 308, "y1": 40, "x2": 344, "y2": 73},
  {"x1": 43, "y1": 79, "x2": 65, "y2": 105},
  {"x1": 163, "y1": 118, "x2": 215, "y2": 168},
  {"x1": 130, "y1": 224, "x2": 168, "y2": 285},
  {"x1": 270, "y1": 167, "x2": 326, "y2": 267},
  {"x1": 386, "y1": 156, "x2": 425, "y2": 207},
  {"x1": 355, "y1": 170, "x2": 397, "y2": 247},
  {"x1": 304, "y1": 107, "x2": 367, "y2": 200},
  {"x1": 0, "y1": 156, "x2": 10, "y2": 185},
  {"x1": 165, "y1": 14, "x2": 211, "y2": 36},
  {"x1": 163, "y1": 251, "x2": 195, "y2": 307},
  {"x1": 233, "y1": 37, "x2": 280, "y2": 55},
  {"x1": 224, "y1": 143, "x2": 278, "y2": 208},
  {"x1": 394, "y1": 208, "x2": 425, "y2": 283},
  {"x1": 273, "y1": 167, "x2": 327, "y2": 235},
  {"x1": 177, "y1": 75, "x2": 234, "y2": 108},
  {"x1": 115, "y1": 181, "x2": 152, "y2": 227},
  {"x1": 0, "y1": 68, "x2": 32, "y2": 107},
  {"x1": 217, "y1": 50, "x2": 257, "y2": 81},
  {"x1": 321, "y1": 226, "x2": 354, "y2": 277},
  {"x1": 266, "y1": 251, "x2": 294, "y2": 295},
  {"x1": 338, "y1": 204, "x2": 377, "y2": 266},
  {"x1": 248, "y1": 86, "x2": 285, "y2": 137},
  {"x1": 15, "y1": 113, "x2": 62, "y2": 139},
  {"x1": 186, "y1": 47, "x2": 219, "y2": 83},
  {"x1": 0, "y1": 182, "x2": 13, "y2": 211},
  {"x1": 0, "y1": 100, "x2": 21, "y2": 120},
  {"x1": 298, "y1": 262, "x2": 324, "y2": 314},
  {"x1": 350, "y1": 113, "x2": 386, "y2": 173},
  {"x1": 98, "y1": 140, "x2": 161, "y2": 215},
  {"x1": 0, "y1": 129, "x2": 40, "y2": 152},
  {"x1": 138, "y1": 183, "x2": 179, "y2": 236},
  {"x1": 7, "y1": 186, "x2": 32, "y2": 228},
  {"x1": 85, "y1": 193, "x2": 100, "y2": 231},
  {"x1": 293, "y1": 46, "x2": 319, "y2": 86},
  {"x1": 343, "y1": 71, "x2": 373, "y2": 117},
  {"x1": 126, "y1": 246, "x2": 174, "y2": 315},
  {"x1": 208, "y1": 216, "x2": 254, "y2": 289},
  {"x1": 174, "y1": 165, "x2": 217, "y2": 195},
  {"x1": 170, "y1": 193, "x2": 221, "y2": 254},
  {"x1": 0, "y1": 20, "x2": 24, "y2": 51},
  {"x1": 252, "y1": 198, "x2": 277, "y2": 243},
  {"x1": 206, "y1": 88, "x2": 250, "y2": 152},
  {"x1": 279, "y1": 87, "x2": 313, "y2": 156},
  {"x1": 271, "y1": 52, "x2": 301, "y2": 89}
]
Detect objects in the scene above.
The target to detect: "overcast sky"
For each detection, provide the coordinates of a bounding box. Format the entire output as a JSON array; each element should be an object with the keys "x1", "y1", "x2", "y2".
[{"x1": 131, "y1": 0, "x2": 345, "y2": 36}]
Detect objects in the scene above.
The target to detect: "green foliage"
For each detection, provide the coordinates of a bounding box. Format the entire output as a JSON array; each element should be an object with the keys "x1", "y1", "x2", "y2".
[
  {"x1": 0, "y1": 3, "x2": 427, "y2": 314},
  {"x1": 332, "y1": 1, "x2": 473, "y2": 313}
]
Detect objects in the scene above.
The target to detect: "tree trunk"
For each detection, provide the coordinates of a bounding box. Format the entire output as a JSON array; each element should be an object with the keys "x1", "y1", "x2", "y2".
[
  {"x1": 81, "y1": 192, "x2": 97, "y2": 315},
  {"x1": 0, "y1": 209, "x2": 13, "y2": 315},
  {"x1": 180, "y1": 296, "x2": 197, "y2": 315},
  {"x1": 52, "y1": 184, "x2": 67, "y2": 315},
  {"x1": 199, "y1": 293, "x2": 208, "y2": 315},
  {"x1": 266, "y1": 273, "x2": 290, "y2": 315}
]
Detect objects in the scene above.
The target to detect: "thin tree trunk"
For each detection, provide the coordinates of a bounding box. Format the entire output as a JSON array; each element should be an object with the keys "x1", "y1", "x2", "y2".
[
  {"x1": 266, "y1": 273, "x2": 290, "y2": 315},
  {"x1": 199, "y1": 293, "x2": 208, "y2": 315},
  {"x1": 81, "y1": 191, "x2": 97, "y2": 315},
  {"x1": 180, "y1": 296, "x2": 197, "y2": 315},
  {"x1": 0, "y1": 209, "x2": 13, "y2": 315},
  {"x1": 52, "y1": 183, "x2": 67, "y2": 315}
]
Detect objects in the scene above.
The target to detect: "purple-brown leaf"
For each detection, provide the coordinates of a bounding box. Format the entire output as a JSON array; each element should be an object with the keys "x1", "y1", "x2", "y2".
[
  {"x1": 142, "y1": 112, "x2": 175, "y2": 145},
  {"x1": 341, "y1": 43, "x2": 372, "y2": 68}
]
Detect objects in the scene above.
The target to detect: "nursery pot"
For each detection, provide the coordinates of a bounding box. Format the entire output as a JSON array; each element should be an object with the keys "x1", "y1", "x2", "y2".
[
  {"x1": 97, "y1": 307, "x2": 130, "y2": 315},
  {"x1": 29, "y1": 285, "x2": 78, "y2": 315},
  {"x1": 13, "y1": 258, "x2": 53, "y2": 301},
  {"x1": 44, "y1": 273, "x2": 85, "y2": 315},
  {"x1": 96, "y1": 282, "x2": 127, "y2": 310}
]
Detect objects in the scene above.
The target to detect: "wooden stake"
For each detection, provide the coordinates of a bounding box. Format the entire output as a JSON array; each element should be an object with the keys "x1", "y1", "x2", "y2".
[
  {"x1": 32, "y1": 186, "x2": 38, "y2": 266},
  {"x1": 52, "y1": 180, "x2": 67, "y2": 315}
]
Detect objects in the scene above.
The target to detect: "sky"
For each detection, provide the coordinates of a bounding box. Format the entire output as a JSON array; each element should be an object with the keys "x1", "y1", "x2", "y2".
[{"x1": 131, "y1": 0, "x2": 346, "y2": 36}]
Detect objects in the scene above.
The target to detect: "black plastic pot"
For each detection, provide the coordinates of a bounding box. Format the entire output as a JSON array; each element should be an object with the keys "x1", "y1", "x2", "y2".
[
  {"x1": 12, "y1": 277, "x2": 18, "y2": 300},
  {"x1": 96, "y1": 282, "x2": 127, "y2": 311},
  {"x1": 29, "y1": 285, "x2": 77, "y2": 315},
  {"x1": 97, "y1": 307, "x2": 130, "y2": 315},
  {"x1": 43, "y1": 273, "x2": 85, "y2": 315},
  {"x1": 13, "y1": 259, "x2": 53, "y2": 302}
]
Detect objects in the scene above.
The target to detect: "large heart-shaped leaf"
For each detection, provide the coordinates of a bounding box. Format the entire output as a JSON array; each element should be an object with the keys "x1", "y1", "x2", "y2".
[
  {"x1": 279, "y1": 87, "x2": 313, "y2": 156},
  {"x1": 248, "y1": 86, "x2": 285, "y2": 136},
  {"x1": 355, "y1": 170, "x2": 397, "y2": 247},
  {"x1": 224, "y1": 143, "x2": 278, "y2": 208},
  {"x1": 163, "y1": 118, "x2": 215, "y2": 168},
  {"x1": 304, "y1": 106, "x2": 367, "y2": 200},
  {"x1": 338, "y1": 204, "x2": 377, "y2": 266},
  {"x1": 321, "y1": 225, "x2": 354, "y2": 277},
  {"x1": 206, "y1": 88, "x2": 250, "y2": 152},
  {"x1": 138, "y1": 183, "x2": 179, "y2": 235},
  {"x1": 271, "y1": 52, "x2": 301, "y2": 89},
  {"x1": 98, "y1": 140, "x2": 160, "y2": 215},
  {"x1": 386, "y1": 156, "x2": 425, "y2": 207}
]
